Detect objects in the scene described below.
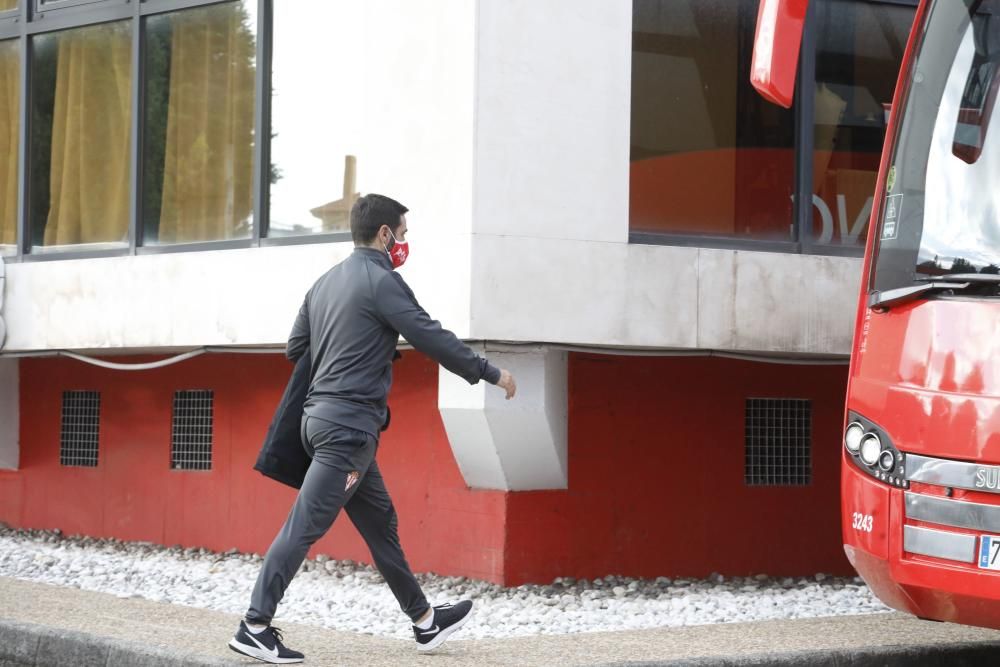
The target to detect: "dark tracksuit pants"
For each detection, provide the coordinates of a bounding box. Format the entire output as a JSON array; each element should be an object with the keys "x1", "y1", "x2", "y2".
[{"x1": 246, "y1": 416, "x2": 430, "y2": 625}]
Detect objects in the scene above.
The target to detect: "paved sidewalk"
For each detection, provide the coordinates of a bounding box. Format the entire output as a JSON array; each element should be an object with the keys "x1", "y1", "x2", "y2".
[{"x1": 3, "y1": 576, "x2": 1000, "y2": 666}]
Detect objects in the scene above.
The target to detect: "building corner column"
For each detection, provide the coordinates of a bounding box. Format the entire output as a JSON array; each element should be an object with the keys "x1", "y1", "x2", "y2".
[{"x1": 0, "y1": 358, "x2": 19, "y2": 470}]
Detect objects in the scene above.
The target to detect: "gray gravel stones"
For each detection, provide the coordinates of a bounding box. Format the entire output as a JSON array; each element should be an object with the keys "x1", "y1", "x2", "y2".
[{"x1": 0, "y1": 526, "x2": 890, "y2": 640}]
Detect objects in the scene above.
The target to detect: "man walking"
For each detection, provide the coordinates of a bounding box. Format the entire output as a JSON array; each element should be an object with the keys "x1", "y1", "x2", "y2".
[{"x1": 229, "y1": 194, "x2": 516, "y2": 663}]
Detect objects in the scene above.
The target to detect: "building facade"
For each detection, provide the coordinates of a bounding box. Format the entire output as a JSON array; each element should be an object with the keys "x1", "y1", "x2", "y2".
[{"x1": 0, "y1": 0, "x2": 915, "y2": 585}]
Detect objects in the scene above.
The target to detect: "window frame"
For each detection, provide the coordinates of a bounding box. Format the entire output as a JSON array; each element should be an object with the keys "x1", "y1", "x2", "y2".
[
  {"x1": 0, "y1": 7, "x2": 18, "y2": 38},
  {"x1": 35, "y1": 0, "x2": 126, "y2": 15},
  {"x1": 0, "y1": 0, "x2": 355, "y2": 264},
  {"x1": 629, "y1": 0, "x2": 919, "y2": 257},
  {"x1": 25, "y1": 15, "x2": 135, "y2": 258},
  {"x1": 0, "y1": 33, "x2": 22, "y2": 258},
  {"x1": 28, "y1": 2, "x2": 131, "y2": 32}
]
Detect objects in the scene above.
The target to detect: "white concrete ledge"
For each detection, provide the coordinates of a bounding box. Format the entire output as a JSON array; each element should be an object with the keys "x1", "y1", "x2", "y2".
[
  {"x1": 438, "y1": 346, "x2": 567, "y2": 491},
  {"x1": 0, "y1": 358, "x2": 19, "y2": 470}
]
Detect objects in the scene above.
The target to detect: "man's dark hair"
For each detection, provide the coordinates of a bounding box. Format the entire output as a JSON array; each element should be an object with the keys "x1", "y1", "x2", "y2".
[{"x1": 350, "y1": 194, "x2": 408, "y2": 245}]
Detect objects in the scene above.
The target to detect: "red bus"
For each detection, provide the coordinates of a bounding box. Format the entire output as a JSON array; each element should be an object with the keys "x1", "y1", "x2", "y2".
[{"x1": 754, "y1": 0, "x2": 1000, "y2": 629}]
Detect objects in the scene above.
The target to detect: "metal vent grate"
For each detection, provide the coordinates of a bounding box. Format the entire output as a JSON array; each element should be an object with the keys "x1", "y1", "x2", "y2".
[
  {"x1": 60, "y1": 391, "x2": 100, "y2": 467},
  {"x1": 745, "y1": 398, "x2": 812, "y2": 486},
  {"x1": 171, "y1": 390, "x2": 214, "y2": 470}
]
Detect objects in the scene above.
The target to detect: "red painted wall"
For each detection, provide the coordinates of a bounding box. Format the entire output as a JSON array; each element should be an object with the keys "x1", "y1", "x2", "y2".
[
  {"x1": 0, "y1": 352, "x2": 507, "y2": 582},
  {"x1": 0, "y1": 352, "x2": 851, "y2": 587},
  {"x1": 504, "y1": 354, "x2": 853, "y2": 585}
]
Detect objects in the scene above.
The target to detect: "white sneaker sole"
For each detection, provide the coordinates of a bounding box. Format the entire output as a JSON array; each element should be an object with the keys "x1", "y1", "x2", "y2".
[
  {"x1": 416, "y1": 608, "x2": 473, "y2": 653},
  {"x1": 228, "y1": 638, "x2": 304, "y2": 664}
]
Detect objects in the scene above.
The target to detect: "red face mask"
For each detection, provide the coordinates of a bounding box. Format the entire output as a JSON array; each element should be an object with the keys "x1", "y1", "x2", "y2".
[{"x1": 385, "y1": 230, "x2": 409, "y2": 269}]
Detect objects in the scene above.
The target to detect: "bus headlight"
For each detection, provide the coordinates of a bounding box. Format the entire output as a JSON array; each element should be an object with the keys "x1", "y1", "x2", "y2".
[
  {"x1": 845, "y1": 422, "x2": 864, "y2": 454},
  {"x1": 845, "y1": 412, "x2": 908, "y2": 488},
  {"x1": 878, "y1": 450, "x2": 895, "y2": 472},
  {"x1": 860, "y1": 434, "x2": 882, "y2": 466}
]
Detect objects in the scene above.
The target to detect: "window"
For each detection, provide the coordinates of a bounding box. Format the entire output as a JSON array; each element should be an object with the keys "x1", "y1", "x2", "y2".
[
  {"x1": 1, "y1": 0, "x2": 263, "y2": 259},
  {"x1": 811, "y1": 0, "x2": 913, "y2": 248},
  {"x1": 745, "y1": 398, "x2": 812, "y2": 486},
  {"x1": 631, "y1": 0, "x2": 796, "y2": 242},
  {"x1": 631, "y1": 0, "x2": 915, "y2": 253},
  {"x1": 29, "y1": 21, "x2": 132, "y2": 253},
  {"x1": 0, "y1": 39, "x2": 17, "y2": 257},
  {"x1": 171, "y1": 389, "x2": 213, "y2": 470},
  {"x1": 266, "y1": 2, "x2": 362, "y2": 238},
  {"x1": 60, "y1": 390, "x2": 100, "y2": 467},
  {"x1": 143, "y1": 2, "x2": 256, "y2": 245},
  {"x1": 0, "y1": 3, "x2": 17, "y2": 39},
  {"x1": 873, "y1": 0, "x2": 1000, "y2": 293}
]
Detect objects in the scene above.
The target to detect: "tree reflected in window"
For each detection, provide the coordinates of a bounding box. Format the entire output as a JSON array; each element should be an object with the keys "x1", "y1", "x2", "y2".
[
  {"x1": 30, "y1": 21, "x2": 132, "y2": 251},
  {"x1": 143, "y1": 1, "x2": 256, "y2": 245}
]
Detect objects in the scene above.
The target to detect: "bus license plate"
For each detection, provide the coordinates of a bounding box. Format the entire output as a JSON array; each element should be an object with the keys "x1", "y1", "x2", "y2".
[{"x1": 979, "y1": 536, "x2": 1000, "y2": 570}]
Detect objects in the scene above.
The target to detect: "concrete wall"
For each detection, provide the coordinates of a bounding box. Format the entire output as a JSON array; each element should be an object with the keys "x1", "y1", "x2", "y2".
[
  {"x1": 2, "y1": 0, "x2": 477, "y2": 354},
  {"x1": 2, "y1": 242, "x2": 861, "y2": 355},
  {"x1": 0, "y1": 351, "x2": 853, "y2": 584},
  {"x1": 1, "y1": 0, "x2": 862, "y2": 356},
  {"x1": 472, "y1": 0, "x2": 630, "y2": 245},
  {"x1": 504, "y1": 353, "x2": 853, "y2": 585},
  {"x1": 470, "y1": 241, "x2": 860, "y2": 354},
  {"x1": 1, "y1": 352, "x2": 509, "y2": 582},
  {"x1": 468, "y1": 0, "x2": 860, "y2": 356}
]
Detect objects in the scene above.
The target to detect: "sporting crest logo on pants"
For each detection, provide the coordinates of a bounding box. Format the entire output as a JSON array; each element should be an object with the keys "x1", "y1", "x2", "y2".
[{"x1": 345, "y1": 471, "x2": 360, "y2": 492}]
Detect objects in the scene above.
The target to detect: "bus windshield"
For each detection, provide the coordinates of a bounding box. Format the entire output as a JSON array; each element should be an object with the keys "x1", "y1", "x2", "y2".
[{"x1": 874, "y1": 0, "x2": 1000, "y2": 294}]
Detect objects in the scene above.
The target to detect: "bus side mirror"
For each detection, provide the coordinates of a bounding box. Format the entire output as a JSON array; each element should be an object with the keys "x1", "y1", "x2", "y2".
[{"x1": 751, "y1": 0, "x2": 809, "y2": 108}]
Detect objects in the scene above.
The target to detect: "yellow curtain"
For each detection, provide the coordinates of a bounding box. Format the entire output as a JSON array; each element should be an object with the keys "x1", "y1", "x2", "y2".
[
  {"x1": 0, "y1": 41, "x2": 17, "y2": 246},
  {"x1": 158, "y1": 4, "x2": 255, "y2": 243},
  {"x1": 44, "y1": 22, "x2": 131, "y2": 246}
]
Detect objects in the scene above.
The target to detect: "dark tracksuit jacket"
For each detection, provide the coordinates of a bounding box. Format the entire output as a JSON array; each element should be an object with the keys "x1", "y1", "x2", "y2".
[{"x1": 289, "y1": 246, "x2": 501, "y2": 435}]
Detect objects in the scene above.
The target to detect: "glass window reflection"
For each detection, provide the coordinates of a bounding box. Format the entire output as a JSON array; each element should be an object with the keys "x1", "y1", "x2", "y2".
[
  {"x1": 30, "y1": 21, "x2": 132, "y2": 252},
  {"x1": 630, "y1": 0, "x2": 796, "y2": 241},
  {"x1": 0, "y1": 39, "x2": 16, "y2": 256},
  {"x1": 921, "y1": 10, "x2": 1000, "y2": 273},
  {"x1": 143, "y1": 1, "x2": 256, "y2": 245},
  {"x1": 811, "y1": 0, "x2": 912, "y2": 247},
  {"x1": 874, "y1": 0, "x2": 1000, "y2": 292},
  {"x1": 267, "y1": 2, "x2": 365, "y2": 237}
]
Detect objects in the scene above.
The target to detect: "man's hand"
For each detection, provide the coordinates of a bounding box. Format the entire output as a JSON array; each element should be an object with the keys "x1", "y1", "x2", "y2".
[{"x1": 497, "y1": 369, "x2": 517, "y2": 400}]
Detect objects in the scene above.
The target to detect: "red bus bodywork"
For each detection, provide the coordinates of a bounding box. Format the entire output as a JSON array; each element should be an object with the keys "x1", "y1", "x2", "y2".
[{"x1": 754, "y1": 0, "x2": 1000, "y2": 629}]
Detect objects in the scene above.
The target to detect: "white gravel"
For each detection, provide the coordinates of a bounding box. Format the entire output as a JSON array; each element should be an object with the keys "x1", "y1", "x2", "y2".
[{"x1": 0, "y1": 526, "x2": 890, "y2": 640}]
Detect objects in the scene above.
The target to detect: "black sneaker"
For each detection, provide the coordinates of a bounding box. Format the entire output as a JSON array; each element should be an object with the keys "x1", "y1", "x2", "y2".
[
  {"x1": 228, "y1": 621, "x2": 304, "y2": 664},
  {"x1": 412, "y1": 600, "x2": 473, "y2": 652}
]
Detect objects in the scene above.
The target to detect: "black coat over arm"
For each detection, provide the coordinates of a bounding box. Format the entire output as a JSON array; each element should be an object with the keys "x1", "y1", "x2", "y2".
[
  {"x1": 253, "y1": 352, "x2": 312, "y2": 489},
  {"x1": 253, "y1": 349, "x2": 398, "y2": 489}
]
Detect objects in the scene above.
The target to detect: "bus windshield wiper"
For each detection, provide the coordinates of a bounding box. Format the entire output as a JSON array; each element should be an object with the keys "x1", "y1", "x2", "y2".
[
  {"x1": 915, "y1": 273, "x2": 1000, "y2": 284},
  {"x1": 870, "y1": 273, "x2": 1000, "y2": 309},
  {"x1": 869, "y1": 281, "x2": 971, "y2": 309}
]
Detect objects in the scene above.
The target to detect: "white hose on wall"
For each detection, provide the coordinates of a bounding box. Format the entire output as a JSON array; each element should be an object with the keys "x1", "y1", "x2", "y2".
[{"x1": 54, "y1": 346, "x2": 284, "y2": 371}]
